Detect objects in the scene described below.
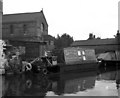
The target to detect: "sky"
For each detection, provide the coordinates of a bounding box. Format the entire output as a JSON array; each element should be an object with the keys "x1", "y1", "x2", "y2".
[{"x1": 3, "y1": 0, "x2": 120, "y2": 40}]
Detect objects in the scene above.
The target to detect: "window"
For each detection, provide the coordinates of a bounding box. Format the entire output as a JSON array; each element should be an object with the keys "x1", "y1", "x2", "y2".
[
  {"x1": 10, "y1": 24, "x2": 14, "y2": 34},
  {"x1": 83, "y1": 56, "x2": 86, "y2": 60},
  {"x1": 78, "y1": 51, "x2": 81, "y2": 56},
  {"x1": 41, "y1": 23, "x2": 44, "y2": 32},
  {"x1": 82, "y1": 51, "x2": 86, "y2": 60},
  {"x1": 82, "y1": 51, "x2": 85, "y2": 55},
  {"x1": 23, "y1": 24, "x2": 27, "y2": 34}
]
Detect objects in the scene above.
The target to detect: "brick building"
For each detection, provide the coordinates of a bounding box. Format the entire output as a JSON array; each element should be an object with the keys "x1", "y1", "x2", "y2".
[{"x1": 2, "y1": 10, "x2": 53, "y2": 60}]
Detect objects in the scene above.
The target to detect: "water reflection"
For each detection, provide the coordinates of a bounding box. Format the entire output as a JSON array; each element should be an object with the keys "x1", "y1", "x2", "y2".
[
  {"x1": 116, "y1": 69, "x2": 120, "y2": 98},
  {"x1": 3, "y1": 74, "x2": 52, "y2": 96},
  {"x1": 2, "y1": 63, "x2": 120, "y2": 96},
  {"x1": 51, "y1": 71, "x2": 97, "y2": 95}
]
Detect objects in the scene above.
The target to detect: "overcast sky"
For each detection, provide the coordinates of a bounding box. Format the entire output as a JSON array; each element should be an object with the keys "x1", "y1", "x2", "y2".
[{"x1": 3, "y1": 0, "x2": 120, "y2": 40}]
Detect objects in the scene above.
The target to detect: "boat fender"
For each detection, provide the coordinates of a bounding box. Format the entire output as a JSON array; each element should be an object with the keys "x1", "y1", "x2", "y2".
[
  {"x1": 26, "y1": 63, "x2": 32, "y2": 71},
  {"x1": 42, "y1": 68, "x2": 48, "y2": 75},
  {"x1": 26, "y1": 80, "x2": 32, "y2": 88}
]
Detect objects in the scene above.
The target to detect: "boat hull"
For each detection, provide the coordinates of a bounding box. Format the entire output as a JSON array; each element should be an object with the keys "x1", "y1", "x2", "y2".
[
  {"x1": 99, "y1": 60, "x2": 120, "y2": 68},
  {"x1": 59, "y1": 62, "x2": 98, "y2": 73}
]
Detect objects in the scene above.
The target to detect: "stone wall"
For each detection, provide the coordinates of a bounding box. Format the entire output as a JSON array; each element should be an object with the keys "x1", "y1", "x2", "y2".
[
  {"x1": 9, "y1": 40, "x2": 46, "y2": 60},
  {"x1": 3, "y1": 21, "x2": 38, "y2": 39},
  {"x1": 2, "y1": 12, "x2": 48, "y2": 60}
]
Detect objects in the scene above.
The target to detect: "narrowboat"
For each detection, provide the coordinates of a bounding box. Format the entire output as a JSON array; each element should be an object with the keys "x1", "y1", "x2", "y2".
[
  {"x1": 30, "y1": 55, "x2": 59, "y2": 75},
  {"x1": 59, "y1": 47, "x2": 98, "y2": 73},
  {"x1": 1, "y1": 45, "x2": 99, "y2": 75},
  {"x1": 97, "y1": 51, "x2": 120, "y2": 68},
  {"x1": 30, "y1": 47, "x2": 99, "y2": 74}
]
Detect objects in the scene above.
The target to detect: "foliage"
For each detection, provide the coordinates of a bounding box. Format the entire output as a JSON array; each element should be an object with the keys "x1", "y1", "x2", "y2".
[
  {"x1": 87, "y1": 33, "x2": 101, "y2": 40},
  {"x1": 54, "y1": 33, "x2": 74, "y2": 49},
  {"x1": 87, "y1": 33, "x2": 95, "y2": 40},
  {"x1": 115, "y1": 30, "x2": 120, "y2": 45},
  {"x1": 52, "y1": 49, "x2": 65, "y2": 63},
  {"x1": 52, "y1": 33, "x2": 74, "y2": 63}
]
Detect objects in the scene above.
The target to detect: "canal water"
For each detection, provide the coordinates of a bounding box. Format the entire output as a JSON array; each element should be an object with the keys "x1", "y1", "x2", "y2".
[{"x1": 1, "y1": 65, "x2": 120, "y2": 97}]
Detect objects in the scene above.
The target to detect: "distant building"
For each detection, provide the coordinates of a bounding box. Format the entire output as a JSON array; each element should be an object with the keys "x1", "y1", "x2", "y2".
[
  {"x1": 71, "y1": 38, "x2": 119, "y2": 55},
  {"x1": 43, "y1": 34, "x2": 55, "y2": 51},
  {"x1": 2, "y1": 10, "x2": 52, "y2": 60}
]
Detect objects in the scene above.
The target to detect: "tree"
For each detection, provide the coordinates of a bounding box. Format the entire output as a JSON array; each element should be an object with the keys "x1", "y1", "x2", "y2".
[
  {"x1": 53, "y1": 33, "x2": 74, "y2": 63},
  {"x1": 54, "y1": 33, "x2": 74, "y2": 49},
  {"x1": 87, "y1": 33, "x2": 101, "y2": 40},
  {"x1": 115, "y1": 30, "x2": 120, "y2": 45},
  {"x1": 87, "y1": 33, "x2": 95, "y2": 40}
]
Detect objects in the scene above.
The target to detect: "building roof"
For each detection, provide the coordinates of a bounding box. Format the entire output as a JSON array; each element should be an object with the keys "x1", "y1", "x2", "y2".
[
  {"x1": 71, "y1": 38, "x2": 117, "y2": 46},
  {"x1": 43, "y1": 35, "x2": 55, "y2": 41},
  {"x1": 3, "y1": 10, "x2": 48, "y2": 26}
]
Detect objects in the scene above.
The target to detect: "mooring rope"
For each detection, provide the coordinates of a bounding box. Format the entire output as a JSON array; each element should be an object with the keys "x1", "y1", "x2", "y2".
[
  {"x1": 30, "y1": 57, "x2": 40, "y2": 64},
  {"x1": 46, "y1": 58, "x2": 52, "y2": 66}
]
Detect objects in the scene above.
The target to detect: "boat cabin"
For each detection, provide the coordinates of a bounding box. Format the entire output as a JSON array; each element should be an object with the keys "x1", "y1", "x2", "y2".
[{"x1": 63, "y1": 47, "x2": 96, "y2": 65}]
